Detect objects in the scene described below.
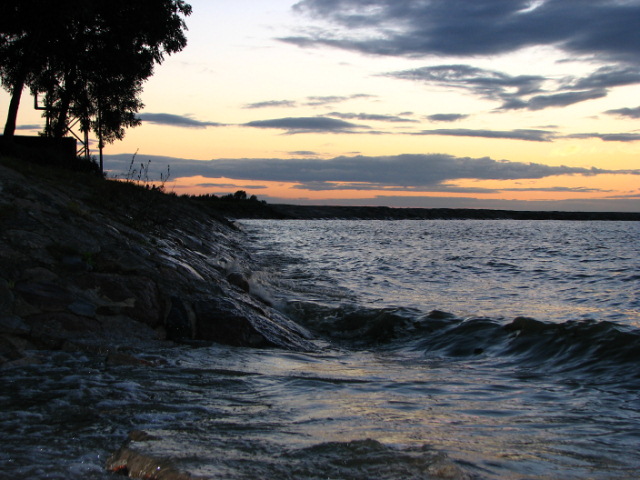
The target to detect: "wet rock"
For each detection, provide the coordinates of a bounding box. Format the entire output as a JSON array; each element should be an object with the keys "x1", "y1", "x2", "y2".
[
  {"x1": 0, "y1": 315, "x2": 30, "y2": 335},
  {"x1": 67, "y1": 299, "x2": 98, "y2": 317},
  {"x1": 106, "y1": 446, "x2": 206, "y2": 479},
  {"x1": 165, "y1": 296, "x2": 195, "y2": 341},
  {"x1": 194, "y1": 296, "x2": 316, "y2": 351},
  {"x1": 78, "y1": 273, "x2": 163, "y2": 327},
  {"x1": 25, "y1": 311, "x2": 102, "y2": 338},
  {"x1": 14, "y1": 281, "x2": 75, "y2": 312},
  {"x1": 0, "y1": 278, "x2": 14, "y2": 314},
  {"x1": 226, "y1": 272, "x2": 250, "y2": 292},
  {"x1": 106, "y1": 352, "x2": 156, "y2": 367},
  {"x1": 1, "y1": 158, "x2": 319, "y2": 358}
]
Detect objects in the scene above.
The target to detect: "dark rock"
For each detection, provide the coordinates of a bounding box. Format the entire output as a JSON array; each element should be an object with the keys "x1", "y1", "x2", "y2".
[
  {"x1": 194, "y1": 296, "x2": 316, "y2": 351},
  {"x1": 106, "y1": 352, "x2": 156, "y2": 367},
  {"x1": 25, "y1": 311, "x2": 102, "y2": 336},
  {"x1": 78, "y1": 273, "x2": 163, "y2": 327},
  {"x1": 0, "y1": 315, "x2": 30, "y2": 335},
  {"x1": 128, "y1": 430, "x2": 160, "y2": 442},
  {"x1": 165, "y1": 296, "x2": 194, "y2": 341},
  {"x1": 0, "y1": 278, "x2": 14, "y2": 314},
  {"x1": 14, "y1": 281, "x2": 75, "y2": 312},
  {"x1": 67, "y1": 299, "x2": 98, "y2": 317},
  {"x1": 226, "y1": 272, "x2": 250, "y2": 292},
  {"x1": 106, "y1": 446, "x2": 207, "y2": 479}
]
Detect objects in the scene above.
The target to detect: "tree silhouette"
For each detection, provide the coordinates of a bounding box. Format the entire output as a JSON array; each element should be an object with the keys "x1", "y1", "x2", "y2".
[{"x1": 1, "y1": 0, "x2": 191, "y2": 170}]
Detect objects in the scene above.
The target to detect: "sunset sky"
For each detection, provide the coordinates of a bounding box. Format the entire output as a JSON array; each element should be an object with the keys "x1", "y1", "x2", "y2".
[{"x1": 3, "y1": 0, "x2": 640, "y2": 211}]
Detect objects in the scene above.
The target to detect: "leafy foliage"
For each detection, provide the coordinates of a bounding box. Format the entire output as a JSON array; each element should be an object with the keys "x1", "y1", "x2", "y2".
[{"x1": 0, "y1": 0, "x2": 192, "y2": 145}]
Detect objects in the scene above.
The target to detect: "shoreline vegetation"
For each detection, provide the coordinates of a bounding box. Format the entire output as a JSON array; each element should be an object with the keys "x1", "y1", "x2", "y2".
[{"x1": 227, "y1": 202, "x2": 640, "y2": 221}]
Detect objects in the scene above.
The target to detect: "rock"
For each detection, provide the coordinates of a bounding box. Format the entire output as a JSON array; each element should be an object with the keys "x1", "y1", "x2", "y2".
[
  {"x1": 165, "y1": 296, "x2": 195, "y2": 341},
  {"x1": 0, "y1": 315, "x2": 30, "y2": 335},
  {"x1": 106, "y1": 446, "x2": 206, "y2": 480},
  {"x1": 0, "y1": 278, "x2": 14, "y2": 314},
  {"x1": 67, "y1": 299, "x2": 98, "y2": 317},
  {"x1": 14, "y1": 281, "x2": 75, "y2": 312},
  {"x1": 194, "y1": 296, "x2": 317, "y2": 351},
  {"x1": 77, "y1": 273, "x2": 163, "y2": 327},
  {"x1": 106, "y1": 352, "x2": 156, "y2": 367},
  {"x1": 226, "y1": 272, "x2": 250, "y2": 292}
]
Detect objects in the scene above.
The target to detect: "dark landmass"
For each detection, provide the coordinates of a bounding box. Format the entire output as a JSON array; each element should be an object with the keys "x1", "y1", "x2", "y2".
[
  {"x1": 0, "y1": 153, "x2": 317, "y2": 371},
  {"x1": 221, "y1": 202, "x2": 640, "y2": 221}
]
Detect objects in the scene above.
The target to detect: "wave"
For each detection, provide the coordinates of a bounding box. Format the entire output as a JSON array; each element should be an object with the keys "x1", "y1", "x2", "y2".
[{"x1": 285, "y1": 301, "x2": 640, "y2": 383}]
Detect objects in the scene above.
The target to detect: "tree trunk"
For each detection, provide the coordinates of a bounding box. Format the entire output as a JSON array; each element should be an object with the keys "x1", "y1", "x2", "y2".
[
  {"x1": 52, "y1": 70, "x2": 76, "y2": 139},
  {"x1": 52, "y1": 90, "x2": 72, "y2": 139},
  {"x1": 3, "y1": 76, "x2": 26, "y2": 138}
]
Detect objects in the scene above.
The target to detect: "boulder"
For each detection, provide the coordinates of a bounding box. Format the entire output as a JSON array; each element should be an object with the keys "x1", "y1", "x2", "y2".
[{"x1": 194, "y1": 295, "x2": 316, "y2": 351}]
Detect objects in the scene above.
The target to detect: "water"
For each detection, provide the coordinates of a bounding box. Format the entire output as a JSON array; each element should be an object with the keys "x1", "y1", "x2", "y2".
[{"x1": 1, "y1": 220, "x2": 639, "y2": 479}]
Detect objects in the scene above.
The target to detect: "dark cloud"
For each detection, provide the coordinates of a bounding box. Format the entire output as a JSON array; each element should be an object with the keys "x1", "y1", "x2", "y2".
[
  {"x1": 16, "y1": 124, "x2": 43, "y2": 130},
  {"x1": 243, "y1": 116, "x2": 369, "y2": 133},
  {"x1": 104, "y1": 153, "x2": 639, "y2": 192},
  {"x1": 567, "y1": 66, "x2": 640, "y2": 89},
  {"x1": 327, "y1": 112, "x2": 418, "y2": 123},
  {"x1": 284, "y1": 2, "x2": 640, "y2": 112},
  {"x1": 304, "y1": 94, "x2": 375, "y2": 106},
  {"x1": 427, "y1": 114, "x2": 468, "y2": 122},
  {"x1": 605, "y1": 106, "x2": 640, "y2": 119},
  {"x1": 411, "y1": 128, "x2": 555, "y2": 142},
  {"x1": 191, "y1": 182, "x2": 268, "y2": 190},
  {"x1": 502, "y1": 89, "x2": 608, "y2": 111},
  {"x1": 564, "y1": 133, "x2": 640, "y2": 142},
  {"x1": 289, "y1": 150, "x2": 320, "y2": 156},
  {"x1": 243, "y1": 100, "x2": 297, "y2": 109},
  {"x1": 387, "y1": 64, "x2": 611, "y2": 111},
  {"x1": 138, "y1": 113, "x2": 224, "y2": 128},
  {"x1": 387, "y1": 65, "x2": 544, "y2": 101},
  {"x1": 285, "y1": 0, "x2": 640, "y2": 64}
]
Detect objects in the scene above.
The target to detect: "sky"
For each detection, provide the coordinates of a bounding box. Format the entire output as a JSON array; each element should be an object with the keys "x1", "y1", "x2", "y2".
[{"x1": 2, "y1": 0, "x2": 640, "y2": 211}]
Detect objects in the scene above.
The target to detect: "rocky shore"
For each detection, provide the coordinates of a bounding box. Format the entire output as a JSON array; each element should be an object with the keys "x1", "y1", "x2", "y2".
[{"x1": 0, "y1": 155, "x2": 317, "y2": 371}]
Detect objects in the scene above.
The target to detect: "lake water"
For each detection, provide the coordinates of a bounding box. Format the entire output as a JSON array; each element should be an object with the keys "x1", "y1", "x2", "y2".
[{"x1": 1, "y1": 219, "x2": 639, "y2": 479}]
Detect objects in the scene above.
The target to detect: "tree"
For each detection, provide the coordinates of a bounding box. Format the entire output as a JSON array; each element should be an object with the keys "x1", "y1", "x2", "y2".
[
  {"x1": 0, "y1": 1, "x2": 69, "y2": 137},
  {"x1": 0, "y1": 0, "x2": 192, "y2": 169}
]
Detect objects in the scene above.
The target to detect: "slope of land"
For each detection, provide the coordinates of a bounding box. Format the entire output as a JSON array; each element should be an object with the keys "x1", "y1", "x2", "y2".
[{"x1": 0, "y1": 155, "x2": 315, "y2": 369}]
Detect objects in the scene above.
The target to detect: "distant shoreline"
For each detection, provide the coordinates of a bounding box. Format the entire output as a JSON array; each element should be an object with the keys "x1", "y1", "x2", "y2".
[{"x1": 233, "y1": 203, "x2": 640, "y2": 221}]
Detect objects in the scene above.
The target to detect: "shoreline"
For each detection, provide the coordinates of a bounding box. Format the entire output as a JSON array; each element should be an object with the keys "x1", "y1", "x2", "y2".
[{"x1": 230, "y1": 203, "x2": 640, "y2": 221}]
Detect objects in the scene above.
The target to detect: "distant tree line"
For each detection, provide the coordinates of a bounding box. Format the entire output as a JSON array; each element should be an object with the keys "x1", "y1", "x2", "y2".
[
  {"x1": 0, "y1": 0, "x2": 191, "y2": 170},
  {"x1": 189, "y1": 190, "x2": 265, "y2": 204}
]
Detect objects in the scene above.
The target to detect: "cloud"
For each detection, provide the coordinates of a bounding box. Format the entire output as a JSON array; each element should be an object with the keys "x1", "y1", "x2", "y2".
[
  {"x1": 427, "y1": 114, "x2": 468, "y2": 122},
  {"x1": 304, "y1": 94, "x2": 375, "y2": 106},
  {"x1": 285, "y1": 2, "x2": 640, "y2": 111},
  {"x1": 285, "y1": 0, "x2": 640, "y2": 64},
  {"x1": 387, "y1": 65, "x2": 545, "y2": 101},
  {"x1": 327, "y1": 112, "x2": 418, "y2": 123},
  {"x1": 289, "y1": 150, "x2": 321, "y2": 156},
  {"x1": 605, "y1": 106, "x2": 640, "y2": 119},
  {"x1": 411, "y1": 128, "x2": 555, "y2": 142},
  {"x1": 568, "y1": 66, "x2": 640, "y2": 89},
  {"x1": 564, "y1": 133, "x2": 640, "y2": 142},
  {"x1": 243, "y1": 116, "x2": 369, "y2": 133},
  {"x1": 243, "y1": 100, "x2": 297, "y2": 109},
  {"x1": 138, "y1": 113, "x2": 224, "y2": 128},
  {"x1": 16, "y1": 124, "x2": 43, "y2": 130},
  {"x1": 387, "y1": 64, "x2": 611, "y2": 111},
  {"x1": 104, "y1": 153, "x2": 640, "y2": 192},
  {"x1": 501, "y1": 89, "x2": 608, "y2": 111},
  {"x1": 192, "y1": 182, "x2": 269, "y2": 190}
]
